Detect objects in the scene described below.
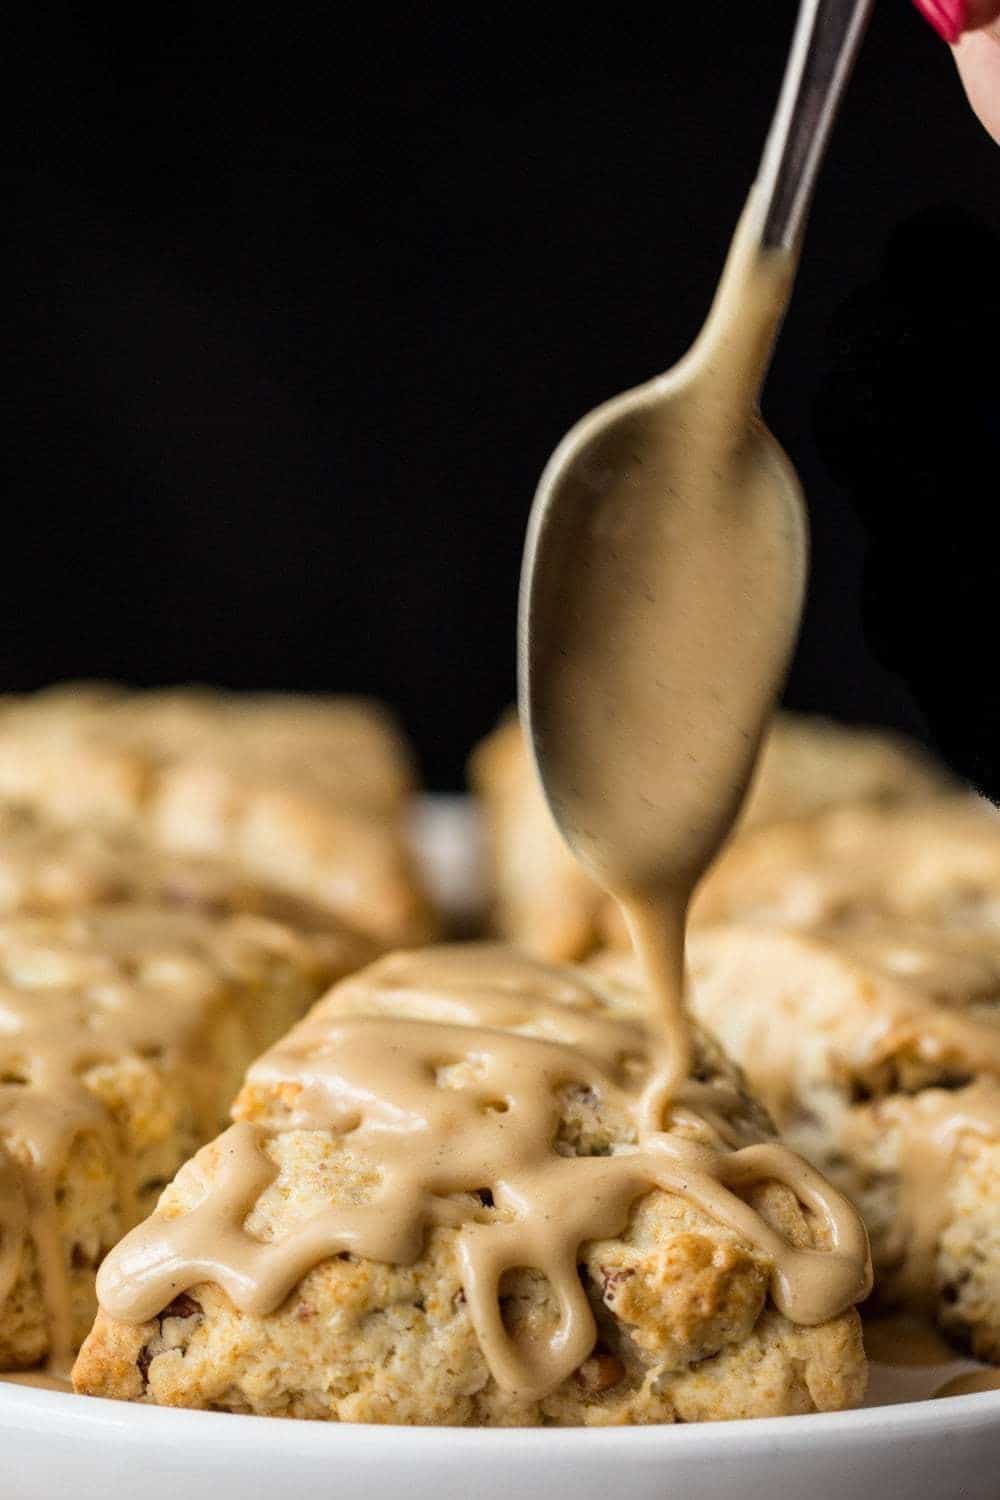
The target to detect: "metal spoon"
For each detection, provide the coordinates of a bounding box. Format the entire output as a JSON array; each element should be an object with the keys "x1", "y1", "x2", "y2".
[{"x1": 518, "y1": 0, "x2": 875, "y2": 944}]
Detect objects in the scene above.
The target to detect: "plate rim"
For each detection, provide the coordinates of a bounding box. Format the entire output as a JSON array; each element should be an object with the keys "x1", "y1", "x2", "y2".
[{"x1": 1, "y1": 1378, "x2": 998, "y2": 1451}]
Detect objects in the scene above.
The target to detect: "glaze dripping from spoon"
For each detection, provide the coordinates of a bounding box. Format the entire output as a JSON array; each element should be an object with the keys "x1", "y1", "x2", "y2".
[{"x1": 519, "y1": 0, "x2": 873, "y2": 1111}]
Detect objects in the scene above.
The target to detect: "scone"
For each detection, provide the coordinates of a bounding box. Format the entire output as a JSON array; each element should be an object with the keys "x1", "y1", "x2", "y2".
[
  {"x1": 0, "y1": 803, "x2": 387, "y2": 939},
  {"x1": 0, "y1": 906, "x2": 356, "y2": 1371},
  {"x1": 0, "y1": 684, "x2": 435, "y2": 946},
  {"x1": 681, "y1": 919, "x2": 1000, "y2": 1360},
  {"x1": 693, "y1": 797, "x2": 1000, "y2": 929},
  {"x1": 469, "y1": 711, "x2": 950, "y2": 960},
  {"x1": 469, "y1": 714, "x2": 605, "y2": 959},
  {"x1": 74, "y1": 946, "x2": 869, "y2": 1424},
  {"x1": 737, "y1": 713, "x2": 953, "y2": 828}
]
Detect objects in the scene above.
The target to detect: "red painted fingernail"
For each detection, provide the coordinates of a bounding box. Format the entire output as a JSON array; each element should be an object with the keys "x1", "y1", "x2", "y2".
[{"x1": 912, "y1": 0, "x2": 968, "y2": 43}]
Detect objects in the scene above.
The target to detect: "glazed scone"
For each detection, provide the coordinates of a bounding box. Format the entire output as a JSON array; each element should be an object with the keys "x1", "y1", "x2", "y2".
[
  {"x1": 682, "y1": 920, "x2": 1000, "y2": 1360},
  {"x1": 0, "y1": 684, "x2": 435, "y2": 946},
  {"x1": 469, "y1": 711, "x2": 951, "y2": 960},
  {"x1": 74, "y1": 946, "x2": 868, "y2": 1424},
  {"x1": 0, "y1": 803, "x2": 385, "y2": 940},
  {"x1": 0, "y1": 906, "x2": 357, "y2": 1370}
]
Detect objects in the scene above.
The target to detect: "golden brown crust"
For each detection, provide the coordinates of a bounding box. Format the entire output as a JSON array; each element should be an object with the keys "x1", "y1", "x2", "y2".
[{"x1": 0, "y1": 684, "x2": 435, "y2": 946}]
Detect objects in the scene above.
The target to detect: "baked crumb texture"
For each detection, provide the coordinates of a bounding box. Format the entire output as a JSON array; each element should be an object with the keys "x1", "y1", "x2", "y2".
[
  {"x1": 683, "y1": 910, "x2": 1000, "y2": 1362},
  {"x1": 74, "y1": 954, "x2": 866, "y2": 1425},
  {"x1": 469, "y1": 710, "x2": 951, "y2": 960},
  {"x1": 0, "y1": 683, "x2": 435, "y2": 946},
  {"x1": 0, "y1": 907, "x2": 351, "y2": 1368}
]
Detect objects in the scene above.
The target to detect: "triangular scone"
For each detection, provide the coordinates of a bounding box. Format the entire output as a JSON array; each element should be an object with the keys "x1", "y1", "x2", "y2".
[
  {"x1": 683, "y1": 918, "x2": 1000, "y2": 1360},
  {"x1": 469, "y1": 712, "x2": 951, "y2": 961},
  {"x1": 0, "y1": 907, "x2": 360, "y2": 1371},
  {"x1": 0, "y1": 684, "x2": 436, "y2": 946},
  {"x1": 74, "y1": 946, "x2": 868, "y2": 1424}
]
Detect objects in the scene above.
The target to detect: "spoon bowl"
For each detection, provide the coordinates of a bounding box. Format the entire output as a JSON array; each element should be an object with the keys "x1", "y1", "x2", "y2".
[{"x1": 519, "y1": 318, "x2": 808, "y2": 903}]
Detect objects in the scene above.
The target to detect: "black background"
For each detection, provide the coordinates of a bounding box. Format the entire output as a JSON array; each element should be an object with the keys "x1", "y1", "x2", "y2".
[{"x1": 3, "y1": 3, "x2": 998, "y2": 789}]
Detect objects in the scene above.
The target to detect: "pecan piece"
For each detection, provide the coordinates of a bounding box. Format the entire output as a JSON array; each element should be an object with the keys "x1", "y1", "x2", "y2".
[
  {"x1": 160, "y1": 1292, "x2": 201, "y2": 1321},
  {"x1": 575, "y1": 1349, "x2": 626, "y2": 1393}
]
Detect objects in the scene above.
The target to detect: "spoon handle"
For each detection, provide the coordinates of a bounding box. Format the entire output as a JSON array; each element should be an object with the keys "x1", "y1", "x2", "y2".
[{"x1": 759, "y1": 0, "x2": 875, "y2": 251}]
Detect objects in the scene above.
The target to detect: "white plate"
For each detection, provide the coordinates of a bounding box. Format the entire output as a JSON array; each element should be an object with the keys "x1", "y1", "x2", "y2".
[
  {"x1": 2, "y1": 1377, "x2": 999, "y2": 1500},
  {"x1": 1, "y1": 797, "x2": 998, "y2": 1499}
]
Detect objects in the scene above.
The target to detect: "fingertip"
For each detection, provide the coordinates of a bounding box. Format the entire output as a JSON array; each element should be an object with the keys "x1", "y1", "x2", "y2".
[{"x1": 954, "y1": 25, "x2": 1000, "y2": 141}]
